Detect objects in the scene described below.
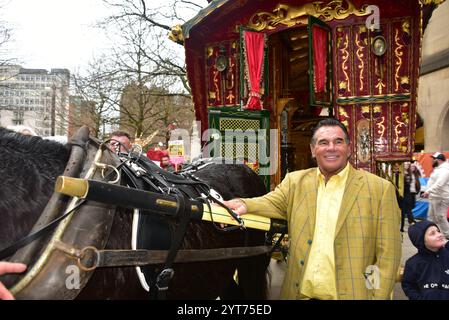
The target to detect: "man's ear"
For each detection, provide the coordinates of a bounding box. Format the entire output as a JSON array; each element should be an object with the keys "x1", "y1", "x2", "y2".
[
  {"x1": 310, "y1": 144, "x2": 315, "y2": 158},
  {"x1": 347, "y1": 142, "x2": 352, "y2": 159}
]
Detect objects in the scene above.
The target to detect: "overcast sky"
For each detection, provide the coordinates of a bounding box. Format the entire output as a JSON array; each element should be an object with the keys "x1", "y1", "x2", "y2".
[
  {"x1": 1, "y1": 0, "x2": 208, "y2": 74},
  {"x1": 1, "y1": 0, "x2": 111, "y2": 72}
]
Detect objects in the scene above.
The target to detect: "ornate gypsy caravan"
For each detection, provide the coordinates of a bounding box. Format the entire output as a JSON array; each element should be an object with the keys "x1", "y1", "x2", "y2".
[{"x1": 170, "y1": 0, "x2": 445, "y2": 191}]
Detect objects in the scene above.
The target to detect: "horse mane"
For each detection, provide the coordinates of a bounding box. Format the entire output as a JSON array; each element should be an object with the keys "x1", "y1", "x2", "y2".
[{"x1": 0, "y1": 128, "x2": 70, "y2": 247}]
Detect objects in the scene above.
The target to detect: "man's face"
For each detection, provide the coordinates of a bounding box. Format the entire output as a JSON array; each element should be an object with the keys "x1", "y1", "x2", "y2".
[
  {"x1": 424, "y1": 226, "x2": 446, "y2": 252},
  {"x1": 161, "y1": 157, "x2": 170, "y2": 166},
  {"x1": 432, "y1": 158, "x2": 440, "y2": 167},
  {"x1": 21, "y1": 129, "x2": 33, "y2": 136},
  {"x1": 310, "y1": 126, "x2": 351, "y2": 179},
  {"x1": 110, "y1": 135, "x2": 131, "y2": 153}
]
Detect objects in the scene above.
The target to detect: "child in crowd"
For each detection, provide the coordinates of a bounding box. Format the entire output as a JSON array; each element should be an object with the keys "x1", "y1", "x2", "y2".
[{"x1": 402, "y1": 220, "x2": 449, "y2": 299}]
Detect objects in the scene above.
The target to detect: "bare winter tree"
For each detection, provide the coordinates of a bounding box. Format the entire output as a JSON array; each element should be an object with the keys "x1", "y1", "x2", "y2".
[
  {"x1": 97, "y1": 2, "x2": 202, "y2": 140},
  {"x1": 0, "y1": 4, "x2": 18, "y2": 80},
  {"x1": 0, "y1": 20, "x2": 13, "y2": 67},
  {"x1": 101, "y1": 0, "x2": 207, "y2": 95},
  {"x1": 71, "y1": 57, "x2": 121, "y2": 138},
  {"x1": 120, "y1": 82, "x2": 194, "y2": 145},
  {"x1": 0, "y1": 24, "x2": 11, "y2": 65}
]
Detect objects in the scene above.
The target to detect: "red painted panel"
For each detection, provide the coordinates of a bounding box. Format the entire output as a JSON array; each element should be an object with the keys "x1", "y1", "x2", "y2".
[
  {"x1": 391, "y1": 102, "x2": 410, "y2": 153},
  {"x1": 372, "y1": 103, "x2": 389, "y2": 155},
  {"x1": 205, "y1": 40, "x2": 240, "y2": 107},
  {"x1": 334, "y1": 26, "x2": 353, "y2": 98},
  {"x1": 369, "y1": 22, "x2": 391, "y2": 96},
  {"x1": 206, "y1": 45, "x2": 222, "y2": 106},
  {"x1": 352, "y1": 25, "x2": 370, "y2": 97},
  {"x1": 223, "y1": 41, "x2": 239, "y2": 106},
  {"x1": 391, "y1": 18, "x2": 412, "y2": 94}
]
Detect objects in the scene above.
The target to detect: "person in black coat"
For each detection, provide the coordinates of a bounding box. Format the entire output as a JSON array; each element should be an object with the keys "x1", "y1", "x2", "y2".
[
  {"x1": 400, "y1": 162, "x2": 420, "y2": 232},
  {"x1": 402, "y1": 220, "x2": 449, "y2": 299}
]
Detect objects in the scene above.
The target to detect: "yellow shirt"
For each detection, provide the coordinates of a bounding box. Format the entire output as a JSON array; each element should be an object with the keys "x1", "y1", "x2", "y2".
[{"x1": 299, "y1": 163, "x2": 350, "y2": 300}]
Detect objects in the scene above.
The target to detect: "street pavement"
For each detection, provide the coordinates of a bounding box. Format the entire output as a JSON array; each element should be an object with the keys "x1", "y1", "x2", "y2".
[{"x1": 267, "y1": 222, "x2": 417, "y2": 300}]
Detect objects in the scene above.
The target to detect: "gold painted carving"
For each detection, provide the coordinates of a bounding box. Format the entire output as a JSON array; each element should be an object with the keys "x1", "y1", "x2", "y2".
[
  {"x1": 376, "y1": 117, "x2": 386, "y2": 138},
  {"x1": 213, "y1": 70, "x2": 220, "y2": 102},
  {"x1": 401, "y1": 103, "x2": 410, "y2": 124},
  {"x1": 339, "y1": 108, "x2": 348, "y2": 117},
  {"x1": 402, "y1": 112, "x2": 409, "y2": 124},
  {"x1": 400, "y1": 76, "x2": 410, "y2": 86},
  {"x1": 399, "y1": 137, "x2": 408, "y2": 152},
  {"x1": 402, "y1": 20, "x2": 410, "y2": 34},
  {"x1": 226, "y1": 92, "x2": 235, "y2": 104},
  {"x1": 361, "y1": 106, "x2": 370, "y2": 114},
  {"x1": 207, "y1": 46, "x2": 214, "y2": 59},
  {"x1": 394, "y1": 28, "x2": 405, "y2": 92},
  {"x1": 248, "y1": 0, "x2": 370, "y2": 31},
  {"x1": 168, "y1": 24, "x2": 184, "y2": 44},
  {"x1": 419, "y1": 0, "x2": 445, "y2": 5},
  {"x1": 373, "y1": 105, "x2": 382, "y2": 114},
  {"x1": 340, "y1": 34, "x2": 351, "y2": 93},
  {"x1": 394, "y1": 115, "x2": 406, "y2": 144},
  {"x1": 375, "y1": 79, "x2": 385, "y2": 95},
  {"x1": 226, "y1": 57, "x2": 235, "y2": 90},
  {"x1": 373, "y1": 105, "x2": 386, "y2": 142},
  {"x1": 355, "y1": 27, "x2": 366, "y2": 92},
  {"x1": 338, "y1": 108, "x2": 349, "y2": 127},
  {"x1": 337, "y1": 27, "x2": 344, "y2": 47}
]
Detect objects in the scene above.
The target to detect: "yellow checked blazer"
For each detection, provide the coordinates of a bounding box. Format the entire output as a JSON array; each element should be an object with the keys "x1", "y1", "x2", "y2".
[{"x1": 243, "y1": 165, "x2": 401, "y2": 300}]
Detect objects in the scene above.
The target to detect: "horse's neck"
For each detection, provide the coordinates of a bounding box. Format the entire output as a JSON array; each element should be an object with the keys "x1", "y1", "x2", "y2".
[{"x1": 0, "y1": 135, "x2": 69, "y2": 246}]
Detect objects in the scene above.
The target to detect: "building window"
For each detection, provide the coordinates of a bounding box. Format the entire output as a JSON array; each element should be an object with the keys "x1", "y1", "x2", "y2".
[{"x1": 13, "y1": 110, "x2": 24, "y2": 118}]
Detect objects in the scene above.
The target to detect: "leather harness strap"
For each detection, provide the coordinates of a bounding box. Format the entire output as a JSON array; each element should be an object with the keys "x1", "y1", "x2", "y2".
[
  {"x1": 75, "y1": 245, "x2": 272, "y2": 270},
  {"x1": 154, "y1": 190, "x2": 191, "y2": 299}
]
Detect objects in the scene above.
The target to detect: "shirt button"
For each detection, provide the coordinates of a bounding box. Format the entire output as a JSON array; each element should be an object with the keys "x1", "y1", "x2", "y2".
[
  {"x1": 307, "y1": 239, "x2": 312, "y2": 245},
  {"x1": 300, "y1": 260, "x2": 304, "y2": 265}
]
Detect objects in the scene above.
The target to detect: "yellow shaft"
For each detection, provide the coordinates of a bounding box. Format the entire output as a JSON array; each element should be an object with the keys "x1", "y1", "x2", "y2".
[
  {"x1": 55, "y1": 176, "x2": 273, "y2": 232},
  {"x1": 202, "y1": 205, "x2": 272, "y2": 231}
]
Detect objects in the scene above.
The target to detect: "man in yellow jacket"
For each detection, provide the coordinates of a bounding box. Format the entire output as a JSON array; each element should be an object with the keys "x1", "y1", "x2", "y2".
[{"x1": 225, "y1": 118, "x2": 401, "y2": 300}]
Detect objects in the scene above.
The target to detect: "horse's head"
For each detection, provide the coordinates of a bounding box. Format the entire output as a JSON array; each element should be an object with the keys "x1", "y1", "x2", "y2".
[{"x1": 0, "y1": 126, "x2": 122, "y2": 299}]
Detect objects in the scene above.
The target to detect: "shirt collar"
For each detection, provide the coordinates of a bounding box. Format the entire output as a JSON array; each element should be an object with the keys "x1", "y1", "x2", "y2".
[{"x1": 316, "y1": 162, "x2": 350, "y2": 183}]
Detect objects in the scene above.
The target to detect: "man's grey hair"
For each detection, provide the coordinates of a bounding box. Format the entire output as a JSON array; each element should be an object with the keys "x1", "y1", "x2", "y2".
[{"x1": 311, "y1": 118, "x2": 350, "y2": 145}]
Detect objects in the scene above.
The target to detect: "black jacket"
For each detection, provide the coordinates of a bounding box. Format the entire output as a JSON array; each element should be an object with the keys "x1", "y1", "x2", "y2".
[{"x1": 402, "y1": 220, "x2": 449, "y2": 299}]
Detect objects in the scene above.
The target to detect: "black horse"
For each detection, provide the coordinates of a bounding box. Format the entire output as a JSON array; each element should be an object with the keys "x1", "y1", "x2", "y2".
[{"x1": 0, "y1": 127, "x2": 271, "y2": 299}]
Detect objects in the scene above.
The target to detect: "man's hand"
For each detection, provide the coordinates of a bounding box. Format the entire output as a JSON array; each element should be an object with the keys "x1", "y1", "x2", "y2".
[
  {"x1": 0, "y1": 262, "x2": 26, "y2": 300},
  {"x1": 421, "y1": 192, "x2": 429, "y2": 198},
  {"x1": 223, "y1": 198, "x2": 248, "y2": 216}
]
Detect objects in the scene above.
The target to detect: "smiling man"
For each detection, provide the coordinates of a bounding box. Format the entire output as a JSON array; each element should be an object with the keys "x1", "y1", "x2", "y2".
[{"x1": 224, "y1": 118, "x2": 402, "y2": 300}]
